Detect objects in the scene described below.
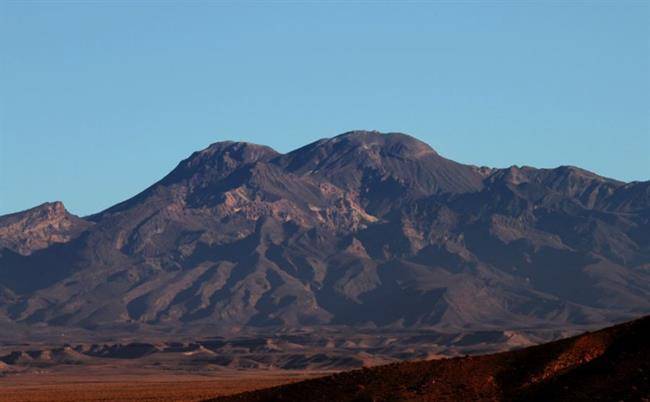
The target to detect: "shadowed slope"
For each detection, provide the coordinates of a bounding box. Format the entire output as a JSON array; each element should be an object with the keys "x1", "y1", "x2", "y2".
[
  {"x1": 0, "y1": 131, "x2": 648, "y2": 335},
  {"x1": 208, "y1": 315, "x2": 650, "y2": 402}
]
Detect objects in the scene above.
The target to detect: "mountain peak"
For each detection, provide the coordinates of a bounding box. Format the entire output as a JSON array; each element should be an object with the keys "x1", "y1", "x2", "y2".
[
  {"x1": 41, "y1": 201, "x2": 66, "y2": 214},
  {"x1": 0, "y1": 132, "x2": 649, "y2": 334},
  {"x1": 0, "y1": 201, "x2": 91, "y2": 255},
  {"x1": 4, "y1": 201, "x2": 67, "y2": 220},
  {"x1": 331, "y1": 130, "x2": 438, "y2": 157},
  {"x1": 198, "y1": 141, "x2": 279, "y2": 163},
  {"x1": 160, "y1": 141, "x2": 280, "y2": 186},
  {"x1": 279, "y1": 130, "x2": 481, "y2": 199}
]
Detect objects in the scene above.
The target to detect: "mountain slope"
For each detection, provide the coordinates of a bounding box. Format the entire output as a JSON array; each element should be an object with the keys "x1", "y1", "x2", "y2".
[
  {"x1": 208, "y1": 315, "x2": 650, "y2": 402},
  {"x1": 0, "y1": 201, "x2": 92, "y2": 256},
  {"x1": 0, "y1": 131, "x2": 648, "y2": 334}
]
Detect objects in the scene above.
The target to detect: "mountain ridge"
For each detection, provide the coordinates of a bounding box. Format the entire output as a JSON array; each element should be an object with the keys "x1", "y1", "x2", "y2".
[
  {"x1": 0, "y1": 201, "x2": 92, "y2": 256},
  {"x1": 0, "y1": 131, "x2": 648, "y2": 339}
]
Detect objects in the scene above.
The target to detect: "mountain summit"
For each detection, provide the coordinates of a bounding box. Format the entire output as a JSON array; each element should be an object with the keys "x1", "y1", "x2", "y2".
[
  {"x1": 0, "y1": 202, "x2": 91, "y2": 256},
  {"x1": 0, "y1": 131, "x2": 648, "y2": 334}
]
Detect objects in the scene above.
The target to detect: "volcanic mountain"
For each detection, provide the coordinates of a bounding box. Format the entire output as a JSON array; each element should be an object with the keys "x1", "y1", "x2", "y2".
[{"x1": 0, "y1": 131, "x2": 648, "y2": 337}]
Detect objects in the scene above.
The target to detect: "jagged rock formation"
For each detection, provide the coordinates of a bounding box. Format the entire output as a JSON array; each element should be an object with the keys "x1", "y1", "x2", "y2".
[
  {"x1": 0, "y1": 201, "x2": 92, "y2": 255},
  {"x1": 0, "y1": 131, "x2": 648, "y2": 334}
]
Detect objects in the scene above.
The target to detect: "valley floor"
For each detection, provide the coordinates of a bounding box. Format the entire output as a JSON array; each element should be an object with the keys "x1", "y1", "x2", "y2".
[{"x1": 0, "y1": 368, "x2": 321, "y2": 402}]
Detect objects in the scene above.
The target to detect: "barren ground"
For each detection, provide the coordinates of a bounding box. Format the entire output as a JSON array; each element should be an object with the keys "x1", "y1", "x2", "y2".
[{"x1": 0, "y1": 368, "x2": 322, "y2": 402}]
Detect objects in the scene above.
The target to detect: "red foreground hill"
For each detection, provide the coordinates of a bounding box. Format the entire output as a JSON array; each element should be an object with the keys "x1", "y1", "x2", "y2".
[{"x1": 209, "y1": 315, "x2": 649, "y2": 402}]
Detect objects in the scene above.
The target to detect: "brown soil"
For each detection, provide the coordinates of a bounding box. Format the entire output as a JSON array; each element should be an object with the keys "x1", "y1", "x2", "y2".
[
  {"x1": 0, "y1": 370, "x2": 317, "y2": 402},
  {"x1": 208, "y1": 315, "x2": 650, "y2": 402}
]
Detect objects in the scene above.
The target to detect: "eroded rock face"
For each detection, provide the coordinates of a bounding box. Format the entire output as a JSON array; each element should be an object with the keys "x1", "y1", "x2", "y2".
[
  {"x1": 0, "y1": 131, "x2": 648, "y2": 334},
  {"x1": 0, "y1": 201, "x2": 92, "y2": 255}
]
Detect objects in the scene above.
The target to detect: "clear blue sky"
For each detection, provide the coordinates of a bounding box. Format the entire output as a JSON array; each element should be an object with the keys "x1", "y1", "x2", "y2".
[{"x1": 1, "y1": 1, "x2": 648, "y2": 216}]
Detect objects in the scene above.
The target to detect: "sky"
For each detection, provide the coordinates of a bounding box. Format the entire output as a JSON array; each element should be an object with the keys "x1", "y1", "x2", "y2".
[{"x1": 1, "y1": 1, "x2": 648, "y2": 216}]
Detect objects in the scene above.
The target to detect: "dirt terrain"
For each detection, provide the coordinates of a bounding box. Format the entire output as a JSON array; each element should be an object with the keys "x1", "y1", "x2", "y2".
[
  {"x1": 0, "y1": 323, "x2": 570, "y2": 402},
  {"x1": 0, "y1": 369, "x2": 318, "y2": 402},
  {"x1": 209, "y1": 315, "x2": 650, "y2": 402},
  {"x1": 3, "y1": 316, "x2": 646, "y2": 401}
]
